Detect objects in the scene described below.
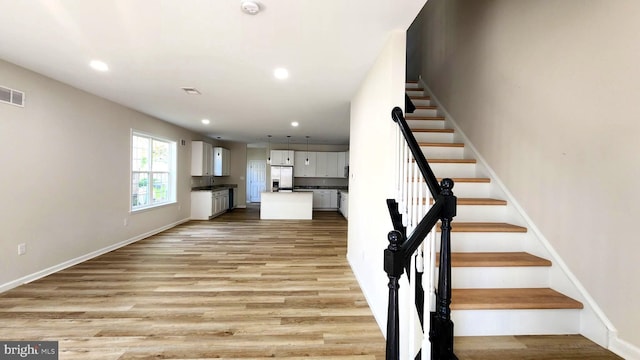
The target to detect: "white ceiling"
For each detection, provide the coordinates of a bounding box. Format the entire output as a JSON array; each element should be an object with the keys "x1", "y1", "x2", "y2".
[{"x1": 0, "y1": 0, "x2": 425, "y2": 145}]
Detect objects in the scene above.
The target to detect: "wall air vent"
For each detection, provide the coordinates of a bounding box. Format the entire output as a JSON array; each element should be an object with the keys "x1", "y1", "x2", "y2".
[{"x1": 0, "y1": 86, "x2": 25, "y2": 107}]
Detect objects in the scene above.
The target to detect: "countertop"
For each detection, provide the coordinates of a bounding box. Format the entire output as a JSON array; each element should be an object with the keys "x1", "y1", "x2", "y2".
[
  {"x1": 191, "y1": 184, "x2": 238, "y2": 191},
  {"x1": 294, "y1": 186, "x2": 348, "y2": 191}
]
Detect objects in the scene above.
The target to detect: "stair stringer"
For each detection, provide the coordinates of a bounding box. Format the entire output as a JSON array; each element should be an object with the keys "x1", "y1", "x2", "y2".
[{"x1": 415, "y1": 77, "x2": 616, "y2": 348}]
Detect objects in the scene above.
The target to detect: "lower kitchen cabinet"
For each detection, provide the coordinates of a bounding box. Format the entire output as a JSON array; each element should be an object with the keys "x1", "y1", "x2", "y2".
[
  {"x1": 339, "y1": 191, "x2": 348, "y2": 219},
  {"x1": 311, "y1": 189, "x2": 338, "y2": 209},
  {"x1": 190, "y1": 190, "x2": 229, "y2": 220}
]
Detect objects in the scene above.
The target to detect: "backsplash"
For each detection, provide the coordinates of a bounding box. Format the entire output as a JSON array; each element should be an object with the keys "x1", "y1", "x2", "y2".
[
  {"x1": 294, "y1": 177, "x2": 348, "y2": 188},
  {"x1": 191, "y1": 176, "x2": 215, "y2": 188}
]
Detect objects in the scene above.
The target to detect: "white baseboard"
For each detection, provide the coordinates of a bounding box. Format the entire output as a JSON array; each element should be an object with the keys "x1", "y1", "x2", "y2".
[
  {"x1": 0, "y1": 217, "x2": 191, "y2": 294},
  {"x1": 610, "y1": 333, "x2": 640, "y2": 360}
]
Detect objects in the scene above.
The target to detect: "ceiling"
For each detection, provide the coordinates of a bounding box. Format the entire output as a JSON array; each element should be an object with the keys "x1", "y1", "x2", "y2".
[{"x1": 0, "y1": 0, "x2": 425, "y2": 145}]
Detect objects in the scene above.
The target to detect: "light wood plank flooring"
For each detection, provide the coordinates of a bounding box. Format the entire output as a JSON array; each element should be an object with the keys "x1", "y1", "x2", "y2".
[
  {"x1": 0, "y1": 207, "x2": 622, "y2": 359},
  {"x1": 0, "y1": 208, "x2": 383, "y2": 359}
]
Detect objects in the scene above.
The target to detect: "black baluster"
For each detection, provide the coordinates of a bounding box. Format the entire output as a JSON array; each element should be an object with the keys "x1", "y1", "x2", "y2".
[
  {"x1": 430, "y1": 178, "x2": 458, "y2": 360},
  {"x1": 384, "y1": 229, "x2": 405, "y2": 360}
]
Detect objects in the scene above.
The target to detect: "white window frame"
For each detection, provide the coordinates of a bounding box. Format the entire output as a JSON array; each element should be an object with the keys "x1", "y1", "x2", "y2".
[{"x1": 130, "y1": 130, "x2": 177, "y2": 212}]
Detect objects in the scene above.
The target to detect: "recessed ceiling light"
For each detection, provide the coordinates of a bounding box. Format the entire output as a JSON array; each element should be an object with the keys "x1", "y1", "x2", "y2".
[
  {"x1": 89, "y1": 60, "x2": 109, "y2": 72},
  {"x1": 274, "y1": 68, "x2": 289, "y2": 80},
  {"x1": 291, "y1": 121, "x2": 299, "y2": 127},
  {"x1": 241, "y1": 1, "x2": 261, "y2": 15},
  {"x1": 201, "y1": 119, "x2": 210, "y2": 125}
]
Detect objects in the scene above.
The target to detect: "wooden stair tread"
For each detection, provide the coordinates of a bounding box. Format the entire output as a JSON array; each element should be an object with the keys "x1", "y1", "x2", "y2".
[
  {"x1": 425, "y1": 158, "x2": 476, "y2": 164},
  {"x1": 410, "y1": 177, "x2": 491, "y2": 183},
  {"x1": 436, "y1": 252, "x2": 551, "y2": 267},
  {"x1": 415, "y1": 105, "x2": 438, "y2": 110},
  {"x1": 439, "y1": 222, "x2": 528, "y2": 233},
  {"x1": 406, "y1": 116, "x2": 445, "y2": 121},
  {"x1": 409, "y1": 95, "x2": 431, "y2": 100},
  {"x1": 406, "y1": 87, "x2": 424, "y2": 91},
  {"x1": 419, "y1": 142, "x2": 464, "y2": 147},
  {"x1": 458, "y1": 198, "x2": 506, "y2": 205},
  {"x1": 428, "y1": 198, "x2": 506, "y2": 206},
  {"x1": 451, "y1": 288, "x2": 583, "y2": 310},
  {"x1": 412, "y1": 128, "x2": 454, "y2": 133},
  {"x1": 437, "y1": 177, "x2": 490, "y2": 183}
]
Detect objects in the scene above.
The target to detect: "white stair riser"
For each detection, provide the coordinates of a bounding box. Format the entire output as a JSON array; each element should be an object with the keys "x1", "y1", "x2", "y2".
[
  {"x1": 412, "y1": 108, "x2": 439, "y2": 117},
  {"x1": 454, "y1": 205, "x2": 508, "y2": 222},
  {"x1": 410, "y1": 99, "x2": 431, "y2": 107},
  {"x1": 407, "y1": 182, "x2": 491, "y2": 198},
  {"x1": 443, "y1": 182, "x2": 491, "y2": 198},
  {"x1": 413, "y1": 132, "x2": 455, "y2": 143},
  {"x1": 421, "y1": 146, "x2": 465, "y2": 159},
  {"x1": 406, "y1": 90, "x2": 425, "y2": 97},
  {"x1": 414, "y1": 203, "x2": 507, "y2": 222},
  {"x1": 406, "y1": 83, "x2": 421, "y2": 89},
  {"x1": 407, "y1": 120, "x2": 445, "y2": 129},
  {"x1": 452, "y1": 309, "x2": 580, "y2": 336},
  {"x1": 435, "y1": 267, "x2": 550, "y2": 289},
  {"x1": 430, "y1": 163, "x2": 478, "y2": 178},
  {"x1": 437, "y1": 232, "x2": 527, "y2": 252}
]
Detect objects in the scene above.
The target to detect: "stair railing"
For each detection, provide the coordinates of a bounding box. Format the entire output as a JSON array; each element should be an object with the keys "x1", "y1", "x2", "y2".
[{"x1": 385, "y1": 106, "x2": 458, "y2": 360}]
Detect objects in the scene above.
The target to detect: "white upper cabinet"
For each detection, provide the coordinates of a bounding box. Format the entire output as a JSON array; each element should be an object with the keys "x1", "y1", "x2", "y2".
[
  {"x1": 213, "y1": 147, "x2": 230, "y2": 176},
  {"x1": 294, "y1": 152, "x2": 316, "y2": 177},
  {"x1": 315, "y1": 152, "x2": 328, "y2": 177},
  {"x1": 270, "y1": 150, "x2": 295, "y2": 166},
  {"x1": 325, "y1": 152, "x2": 339, "y2": 177},
  {"x1": 315, "y1": 151, "x2": 347, "y2": 178},
  {"x1": 337, "y1": 151, "x2": 347, "y2": 178},
  {"x1": 191, "y1": 141, "x2": 212, "y2": 176},
  {"x1": 296, "y1": 151, "x2": 348, "y2": 178}
]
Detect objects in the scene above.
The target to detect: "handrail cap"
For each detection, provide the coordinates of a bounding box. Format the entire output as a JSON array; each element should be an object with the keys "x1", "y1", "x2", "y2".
[{"x1": 391, "y1": 107, "x2": 404, "y2": 123}]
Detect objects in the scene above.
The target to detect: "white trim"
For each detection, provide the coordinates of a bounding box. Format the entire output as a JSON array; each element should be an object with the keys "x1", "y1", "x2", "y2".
[
  {"x1": 610, "y1": 332, "x2": 640, "y2": 360},
  {"x1": 131, "y1": 130, "x2": 178, "y2": 211},
  {"x1": 417, "y1": 77, "x2": 617, "y2": 347},
  {"x1": 0, "y1": 217, "x2": 190, "y2": 294}
]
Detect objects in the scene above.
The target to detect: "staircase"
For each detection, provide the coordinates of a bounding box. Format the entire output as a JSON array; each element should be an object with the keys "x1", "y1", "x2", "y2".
[{"x1": 405, "y1": 81, "x2": 583, "y2": 337}]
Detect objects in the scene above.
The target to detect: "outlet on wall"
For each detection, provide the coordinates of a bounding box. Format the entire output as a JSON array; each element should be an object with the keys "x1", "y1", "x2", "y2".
[
  {"x1": 18, "y1": 243, "x2": 26, "y2": 255},
  {"x1": 124, "y1": 218, "x2": 128, "y2": 226}
]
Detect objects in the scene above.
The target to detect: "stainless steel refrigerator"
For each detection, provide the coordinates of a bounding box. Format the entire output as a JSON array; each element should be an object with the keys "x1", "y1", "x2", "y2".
[{"x1": 270, "y1": 166, "x2": 293, "y2": 192}]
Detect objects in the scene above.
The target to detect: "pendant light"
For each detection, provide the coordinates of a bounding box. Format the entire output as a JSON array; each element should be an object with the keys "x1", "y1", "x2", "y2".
[
  {"x1": 305, "y1": 136, "x2": 310, "y2": 165},
  {"x1": 286, "y1": 136, "x2": 291, "y2": 165},
  {"x1": 267, "y1": 135, "x2": 272, "y2": 164}
]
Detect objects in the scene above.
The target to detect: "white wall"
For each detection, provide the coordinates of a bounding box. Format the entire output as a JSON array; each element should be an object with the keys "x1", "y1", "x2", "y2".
[
  {"x1": 0, "y1": 59, "x2": 197, "y2": 288},
  {"x1": 418, "y1": 0, "x2": 640, "y2": 354},
  {"x1": 348, "y1": 31, "x2": 406, "y2": 332}
]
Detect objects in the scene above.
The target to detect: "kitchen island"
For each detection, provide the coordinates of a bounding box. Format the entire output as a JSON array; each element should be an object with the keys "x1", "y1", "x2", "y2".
[{"x1": 260, "y1": 191, "x2": 313, "y2": 220}]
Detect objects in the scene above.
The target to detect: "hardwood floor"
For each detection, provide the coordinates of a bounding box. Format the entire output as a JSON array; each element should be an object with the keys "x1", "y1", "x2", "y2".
[
  {"x1": 456, "y1": 335, "x2": 623, "y2": 360},
  {"x1": 0, "y1": 208, "x2": 383, "y2": 359},
  {"x1": 0, "y1": 206, "x2": 622, "y2": 359}
]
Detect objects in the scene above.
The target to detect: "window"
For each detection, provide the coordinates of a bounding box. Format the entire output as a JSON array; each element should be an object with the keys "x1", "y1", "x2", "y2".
[{"x1": 131, "y1": 132, "x2": 177, "y2": 211}]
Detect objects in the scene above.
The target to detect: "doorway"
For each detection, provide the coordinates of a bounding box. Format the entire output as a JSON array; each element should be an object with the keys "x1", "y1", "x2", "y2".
[{"x1": 247, "y1": 160, "x2": 266, "y2": 203}]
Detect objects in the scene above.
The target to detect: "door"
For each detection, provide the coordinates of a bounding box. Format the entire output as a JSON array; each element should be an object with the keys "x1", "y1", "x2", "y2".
[{"x1": 248, "y1": 160, "x2": 266, "y2": 202}]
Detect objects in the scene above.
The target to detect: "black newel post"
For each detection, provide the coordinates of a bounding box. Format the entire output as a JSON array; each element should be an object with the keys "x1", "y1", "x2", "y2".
[
  {"x1": 430, "y1": 178, "x2": 458, "y2": 360},
  {"x1": 384, "y1": 229, "x2": 405, "y2": 360}
]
